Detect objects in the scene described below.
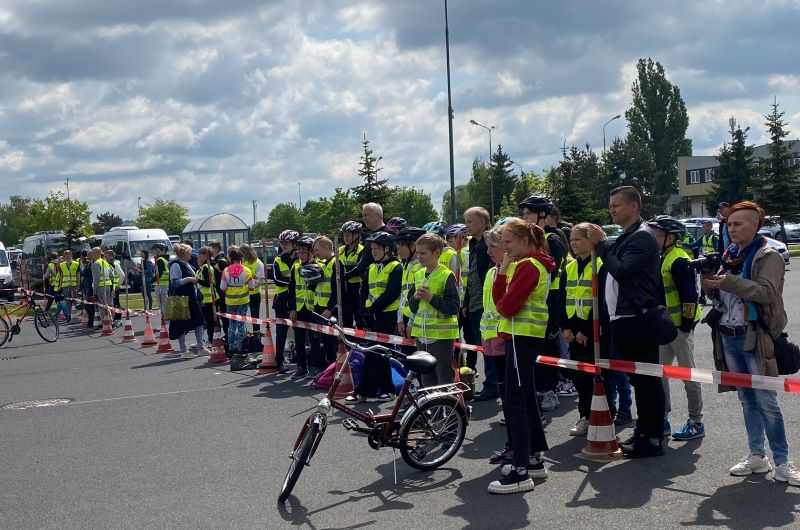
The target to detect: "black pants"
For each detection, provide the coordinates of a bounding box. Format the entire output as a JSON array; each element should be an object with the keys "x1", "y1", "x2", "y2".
[
  {"x1": 44, "y1": 286, "x2": 56, "y2": 311},
  {"x1": 217, "y1": 299, "x2": 229, "y2": 337},
  {"x1": 505, "y1": 335, "x2": 549, "y2": 468},
  {"x1": 273, "y1": 292, "x2": 290, "y2": 367},
  {"x1": 82, "y1": 288, "x2": 95, "y2": 327},
  {"x1": 533, "y1": 336, "x2": 561, "y2": 393},
  {"x1": 310, "y1": 308, "x2": 337, "y2": 369},
  {"x1": 201, "y1": 303, "x2": 215, "y2": 345},
  {"x1": 492, "y1": 352, "x2": 512, "y2": 448},
  {"x1": 249, "y1": 292, "x2": 261, "y2": 332},
  {"x1": 357, "y1": 311, "x2": 396, "y2": 398},
  {"x1": 293, "y1": 307, "x2": 314, "y2": 369},
  {"x1": 459, "y1": 310, "x2": 476, "y2": 369},
  {"x1": 113, "y1": 289, "x2": 122, "y2": 322},
  {"x1": 342, "y1": 295, "x2": 362, "y2": 329},
  {"x1": 611, "y1": 315, "x2": 664, "y2": 439}
]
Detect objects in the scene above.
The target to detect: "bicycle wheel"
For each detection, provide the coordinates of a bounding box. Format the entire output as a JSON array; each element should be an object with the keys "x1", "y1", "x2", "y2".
[
  {"x1": 0, "y1": 317, "x2": 9, "y2": 347},
  {"x1": 279, "y1": 415, "x2": 321, "y2": 503},
  {"x1": 399, "y1": 397, "x2": 467, "y2": 470},
  {"x1": 34, "y1": 309, "x2": 59, "y2": 343}
]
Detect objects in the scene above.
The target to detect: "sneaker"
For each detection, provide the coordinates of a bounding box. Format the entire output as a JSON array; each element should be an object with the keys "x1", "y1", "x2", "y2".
[
  {"x1": 499, "y1": 416, "x2": 507, "y2": 426},
  {"x1": 181, "y1": 351, "x2": 198, "y2": 359},
  {"x1": 672, "y1": 420, "x2": 705, "y2": 441},
  {"x1": 197, "y1": 347, "x2": 212, "y2": 356},
  {"x1": 473, "y1": 391, "x2": 500, "y2": 402},
  {"x1": 291, "y1": 367, "x2": 308, "y2": 379},
  {"x1": 489, "y1": 447, "x2": 513, "y2": 465},
  {"x1": 277, "y1": 365, "x2": 290, "y2": 375},
  {"x1": 570, "y1": 417, "x2": 589, "y2": 437},
  {"x1": 773, "y1": 462, "x2": 800, "y2": 486},
  {"x1": 377, "y1": 393, "x2": 394, "y2": 402},
  {"x1": 613, "y1": 411, "x2": 635, "y2": 427},
  {"x1": 621, "y1": 434, "x2": 664, "y2": 458},
  {"x1": 556, "y1": 380, "x2": 578, "y2": 397},
  {"x1": 540, "y1": 391, "x2": 560, "y2": 412},
  {"x1": 488, "y1": 470, "x2": 534, "y2": 494},
  {"x1": 344, "y1": 394, "x2": 362, "y2": 403},
  {"x1": 501, "y1": 460, "x2": 548, "y2": 479},
  {"x1": 663, "y1": 420, "x2": 671, "y2": 437},
  {"x1": 730, "y1": 454, "x2": 772, "y2": 476}
]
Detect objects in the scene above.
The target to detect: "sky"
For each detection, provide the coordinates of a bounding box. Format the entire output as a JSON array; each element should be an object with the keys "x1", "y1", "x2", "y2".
[{"x1": 1, "y1": 0, "x2": 800, "y2": 227}]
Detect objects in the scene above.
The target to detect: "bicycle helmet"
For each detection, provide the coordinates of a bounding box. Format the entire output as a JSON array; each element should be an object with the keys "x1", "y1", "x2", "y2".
[
  {"x1": 279, "y1": 230, "x2": 300, "y2": 242},
  {"x1": 341, "y1": 221, "x2": 363, "y2": 233},
  {"x1": 396, "y1": 227, "x2": 427, "y2": 243},
  {"x1": 422, "y1": 221, "x2": 446, "y2": 237},
  {"x1": 150, "y1": 242, "x2": 167, "y2": 252},
  {"x1": 299, "y1": 263, "x2": 324, "y2": 286},
  {"x1": 446, "y1": 223, "x2": 468, "y2": 237},
  {"x1": 646, "y1": 215, "x2": 686, "y2": 237},
  {"x1": 366, "y1": 231, "x2": 395, "y2": 248},
  {"x1": 518, "y1": 195, "x2": 554, "y2": 215},
  {"x1": 494, "y1": 216, "x2": 517, "y2": 228},
  {"x1": 385, "y1": 217, "x2": 408, "y2": 234},
  {"x1": 296, "y1": 235, "x2": 315, "y2": 248}
]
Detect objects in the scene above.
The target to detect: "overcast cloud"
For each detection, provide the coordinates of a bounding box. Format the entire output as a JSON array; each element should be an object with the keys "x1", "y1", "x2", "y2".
[{"x1": 1, "y1": 0, "x2": 799, "y2": 225}]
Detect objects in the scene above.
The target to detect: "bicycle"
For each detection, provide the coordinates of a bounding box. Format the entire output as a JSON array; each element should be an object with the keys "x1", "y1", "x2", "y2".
[
  {"x1": 0, "y1": 291, "x2": 60, "y2": 347},
  {"x1": 278, "y1": 317, "x2": 469, "y2": 503}
]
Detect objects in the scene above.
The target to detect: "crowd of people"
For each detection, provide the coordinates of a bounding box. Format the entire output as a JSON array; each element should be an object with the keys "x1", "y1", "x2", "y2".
[{"x1": 38, "y1": 188, "x2": 800, "y2": 494}]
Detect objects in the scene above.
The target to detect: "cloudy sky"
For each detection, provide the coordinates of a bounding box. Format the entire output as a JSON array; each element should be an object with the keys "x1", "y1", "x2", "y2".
[{"x1": 2, "y1": 0, "x2": 800, "y2": 226}]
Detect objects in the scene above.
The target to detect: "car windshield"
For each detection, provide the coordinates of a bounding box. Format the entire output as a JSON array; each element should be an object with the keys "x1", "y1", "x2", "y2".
[
  {"x1": 130, "y1": 239, "x2": 172, "y2": 255},
  {"x1": 45, "y1": 238, "x2": 90, "y2": 254},
  {"x1": 0, "y1": 250, "x2": 8, "y2": 267}
]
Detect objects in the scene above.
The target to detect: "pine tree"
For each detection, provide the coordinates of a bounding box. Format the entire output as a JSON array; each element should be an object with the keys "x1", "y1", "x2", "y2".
[
  {"x1": 351, "y1": 134, "x2": 391, "y2": 206},
  {"x1": 707, "y1": 121, "x2": 754, "y2": 211}
]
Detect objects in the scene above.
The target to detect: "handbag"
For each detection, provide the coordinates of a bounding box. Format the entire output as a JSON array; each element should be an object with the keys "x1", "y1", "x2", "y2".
[
  {"x1": 756, "y1": 316, "x2": 800, "y2": 375},
  {"x1": 643, "y1": 305, "x2": 679, "y2": 346},
  {"x1": 164, "y1": 295, "x2": 190, "y2": 320}
]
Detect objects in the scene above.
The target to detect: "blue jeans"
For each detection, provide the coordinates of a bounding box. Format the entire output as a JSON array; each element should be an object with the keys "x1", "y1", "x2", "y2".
[
  {"x1": 142, "y1": 280, "x2": 153, "y2": 310},
  {"x1": 227, "y1": 304, "x2": 248, "y2": 354},
  {"x1": 721, "y1": 334, "x2": 789, "y2": 465},
  {"x1": 609, "y1": 342, "x2": 632, "y2": 416}
]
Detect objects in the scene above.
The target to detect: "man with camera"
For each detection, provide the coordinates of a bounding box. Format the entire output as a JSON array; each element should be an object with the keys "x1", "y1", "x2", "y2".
[{"x1": 703, "y1": 201, "x2": 799, "y2": 486}]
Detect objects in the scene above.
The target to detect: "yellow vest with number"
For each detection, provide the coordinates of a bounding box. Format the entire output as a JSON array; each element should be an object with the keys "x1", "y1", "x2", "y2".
[
  {"x1": 401, "y1": 259, "x2": 422, "y2": 318},
  {"x1": 480, "y1": 267, "x2": 501, "y2": 340},
  {"x1": 564, "y1": 257, "x2": 602, "y2": 320},
  {"x1": 196, "y1": 263, "x2": 214, "y2": 303},
  {"x1": 156, "y1": 257, "x2": 170, "y2": 286},
  {"x1": 292, "y1": 261, "x2": 315, "y2": 311},
  {"x1": 662, "y1": 246, "x2": 702, "y2": 327},
  {"x1": 243, "y1": 258, "x2": 263, "y2": 294},
  {"x1": 410, "y1": 265, "x2": 459, "y2": 340},
  {"x1": 59, "y1": 261, "x2": 80, "y2": 288},
  {"x1": 339, "y1": 244, "x2": 363, "y2": 284},
  {"x1": 497, "y1": 257, "x2": 549, "y2": 338},
  {"x1": 96, "y1": 258, "x2": 112, "y2": 287},
  {"x1": 366, "y1": 260, "x2": 400, "y2": 312},
  {"x1": 223, "y1": 266, "x2": 251, "y2": 307},
  {"x1": 314, "y1": 258, "x2": 336, "y2": 308},
  {"x1": 273, "y1": 256, "x2": 291, "y2": 295}
]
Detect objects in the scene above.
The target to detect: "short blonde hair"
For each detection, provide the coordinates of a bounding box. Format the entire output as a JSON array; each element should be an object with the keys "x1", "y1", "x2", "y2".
[
  {"x1": 416, "y1": 233, "x2": 445, "y2": 253},
  {"x1": 313, "y1": 236, "x2": 333, "y2": 251},
  {"x1": 484, "y1": 226, "x2": 504, "y2": 247},
  {"x1": 240, "y1": 244, "x2": 258, "y2": 262}
]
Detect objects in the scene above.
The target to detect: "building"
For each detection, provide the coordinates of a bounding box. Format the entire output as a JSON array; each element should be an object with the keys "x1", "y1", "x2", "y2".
[
  {"x1": 678, "y1": 142, "x2": 800, "y2": 217},
  {"x1": 181, "y1": 213, "x2": 250, "y2": 253}
]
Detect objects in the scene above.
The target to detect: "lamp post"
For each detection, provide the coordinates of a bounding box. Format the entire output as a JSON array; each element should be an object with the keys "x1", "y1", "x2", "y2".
[
  {"x1": 444, "y1": 0, "x2": 456, "y2": 225},
  {"x1": 510, "y1": 160, "x2": 525, "y2": 176},
  {"x1": 603, "y1": 114, "x2": 621, "y2": 154},
  {"x1": 470, "y1": 119, "x2": 495, "y2": 219}
]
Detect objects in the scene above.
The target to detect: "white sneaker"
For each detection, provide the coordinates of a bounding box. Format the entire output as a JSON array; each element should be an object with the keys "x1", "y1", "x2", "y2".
[
  {"x1": 540, "y1": 391, "x2": 560, "y2": 412},
  {"x1": 570, "y1": 417, "x2": 589, "y2": 436},
  {"x1": 730, "y1": 454, "x2": 772, "y2": 476},
  {"x1": 773, "y1": 462, "x2": 800, "y2": 486},
  {"x1": 181, "y1": 351, "x2": 197, "y2": 359}
]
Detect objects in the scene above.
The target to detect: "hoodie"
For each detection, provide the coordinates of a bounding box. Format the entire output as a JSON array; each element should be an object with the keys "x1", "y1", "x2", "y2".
[{"x1": 492, "y1": 250, "x2": 556, "y2": 320}]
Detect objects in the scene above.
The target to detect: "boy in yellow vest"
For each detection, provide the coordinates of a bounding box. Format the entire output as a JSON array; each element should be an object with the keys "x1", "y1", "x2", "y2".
[
  {"x1": 311, "y1": 236, "x2": 345, "y2": 373},
  {"x1": 289, "y1": 236, "x2": 318, "y2": 379}
]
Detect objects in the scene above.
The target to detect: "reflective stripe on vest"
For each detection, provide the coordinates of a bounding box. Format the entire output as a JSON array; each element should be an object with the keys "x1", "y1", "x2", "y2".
[
  {"x1": 564, "y1": 257, "x2": 603, "y2": 320},
  {"x1": 497, "y1": 257, "x2": 550, "y2": 338},
  {"x1": 156, "y1": 257, "x2": 170, "y2": 286},
  {"x1": 314, "y1": 258, "x2": 335, "y2": 308},
  {"x1": 243, "y1": 258, "x2": 263, "y2": 293},
  {"x1": 292, "y1": 262, "x2": 315, "y2": 311},
  {"x1": 367, "y1": 260, "x2": 400, "y2": 312},
  {"x1": 339, "y1": 244, "x2": 363, "y2": 284},
  {"x1": 96, "y1": 258, "x2": 112, "y2": 287},
  {"x1": 662, "y1": 246, "x2": 702, "y2": 327},
  {"x1": 439, "y1": 248, "x2": 456, "y2": 271},
  {"x1": 409, "y1": 265, "x2": 459, "y2": 340},
  {"x1": 59, "y1": 261, "x2": 80, "y2": 288},
  {"x1": 224, "y1": 267, "x2": 251, "y2": 306},
  {"x1": 196, "y1": 263, "x2": 214, "y2": 302},
  {"x1": 401, "y1": 259, "x2": 422, "y2": 318},
  {"x1": 110, "y1": 261, "x2": 119, "y2": 289},
  {"x1": 479, "y1": 267, "x2": 501, "y2": 340},
  {"x1": 273, "y1": 257, "x2": 291, "y2": 294}
]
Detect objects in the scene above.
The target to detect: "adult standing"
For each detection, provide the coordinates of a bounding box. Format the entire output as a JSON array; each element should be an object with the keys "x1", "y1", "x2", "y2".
[
  {"x1": 196, "y1": 246, "x2": 216, "y2": 349},
  {"x1": 138, "y1": 250, "x2": 154, "y2": 311},
  {"x1": 586, "y1": 186, "x2": 665, "y2": 458},
  {"x1": 79, "y1": 250, "x2": 95, "y2": 329},
  {"x1": 340, "y1": 222, "x2": 364, "y2": 329},
  {"x1": 105, "y1": 250, "x2": 125, "y2": 327},
  {"x1": 168, "y1": 243, "x2": 207, "y2": 357},
  {"x1": 56, "y1": 250, "x2": 80, "y2": 323},
  {"x1": 703, "y1": 201, "x2": 800, "y2": 485},
  {"x1": 209, "y1": 240, "x2": 229, "y2": 338},
  {"x1": 273, "y1": 230, "x2": 299, "y2": 373},
  {"x1": 357, "y1": 202, "x2": 389, "y2": 282},
  {"x1": 152, "y1": 243, "x2": 170, "y2": 317},
  {"x1": 717, "y1": 202, "x2": 731, "y2": 254},
  {"x1": 241, "y1": 244, "x2": 266, "y2": 333},
  {"x1": 43, "y1": 252, "x2": 59, "y2": 311},
  {"x1": 91, "y1": 248, "x2": 113, "y2": 328}
]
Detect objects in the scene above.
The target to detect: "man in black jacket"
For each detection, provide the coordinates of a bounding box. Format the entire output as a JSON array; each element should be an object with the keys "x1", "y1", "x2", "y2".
[
  {"x1": 587, "y1": 186, "x2": 665, "y2": 458},
  {"x1": 716, "y1": 202, "x2": 731, "y2": 254}
]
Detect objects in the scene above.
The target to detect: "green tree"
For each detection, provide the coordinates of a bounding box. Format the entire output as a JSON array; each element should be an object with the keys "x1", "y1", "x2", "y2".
[
  {"x1": 92, "y1": 211, "x2": 123, "y2": 234},
  {"x1": 707, "y1": 123, "x2": 755, "y2": 212},
  {"x1": 0, "y1": 196, "x2": 35, "y2": 244},
  {"x1": 29, "y1": 191, "x2": 92, "y2": 237},
  {"x1": 328, "y1": 188, "x2": 361, "y2": 231},
  {"x1": 136, "y1": 198, "x2": 189, "y2": 235},
  {"x1": 303, "y1": 197, "x2": 333, "y2": 235},
  {"x1": 351, "y1": 134, "x2": 391, "y2": 206},
  {"x1": 625, "y1": 58, "x2": 691, "y2": 213},
  {"x1": 264, "y1": 203, "x2": 304, "y2": 239},
  {"x1": 603, "y1": 136, "x2": 659, "y2": 217},
  {"x1": 251, "y1": 221, "x2": 270, "y2": 240},
  {"x1": 441, "y1": 184, "x2": 473, "y2": 222},
  {"x1": 553, "y1": 146, "x2": 606, "y2": 224},
  {"x1": 385, "y1": 187, "x2": 438, "y2": 227},
  {"x1": 466, "y1": 147, "x2": 517, "y2": 220},
  {"x1": 754, "y1": 98, "x2": 800, "y2": 243}
]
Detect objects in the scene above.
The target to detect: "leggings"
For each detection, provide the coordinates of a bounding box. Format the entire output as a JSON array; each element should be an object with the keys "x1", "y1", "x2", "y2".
[
  {"x1": 249, "y1": 292, "x2": 261, "y2": 332},
  {"x1": 202, "y1": 303, "x2": 215, "y2": 345}
]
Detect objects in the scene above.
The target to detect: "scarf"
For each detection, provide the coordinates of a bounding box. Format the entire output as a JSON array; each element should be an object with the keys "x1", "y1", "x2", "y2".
[{"x1": 721, "y1": 236, "x2": 765, "y2": 321}]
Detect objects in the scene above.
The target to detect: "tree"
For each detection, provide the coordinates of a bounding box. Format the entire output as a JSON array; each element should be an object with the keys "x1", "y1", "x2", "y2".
[
  {"x1": 136, "y1": 198, "x2": 189, "y2": 235},
  {"x1": 707, "y1": 123, "x2": 755, "y2": 211},
  {"x1": 466, "y1": 147, "x2": 517, "y2": 221},
  {"x1": 92, "y1": 211, "x2": 123, "y2": 234},
  {"x1": 553, "y1": 145, "x2": 606, "y2": 224},
  {"x1": 251, "y1": 221, "x2": 270, "y2": 240},
  {"x1": 603, "y1": 136, "x2": 659, "y2": 217},
  {"x1": 351, "y1": 134, "x2": 391, "y2": 206},
  {"x1": 29, "y1": 191, "x2": 92, "y2": 237},
  {"x1": 302, "y1": 197, "x2": 333, "y2": 235},
  {"x1": 625, "y1": 58, "x2": 691, "y2": 213},
  {"x1": 264, "y1": 203, "x2": 304, "y2": 238},
  {"x1": 385, "y1": 187, "x2": 439, "y2": 228},
  {"x1": 328, "y1": 188, "x2": 361, "y2": 231},
  {"x1": 441, "y1": 184, "x2": 473, "y2": 222},
  {"x1": 754, "y1": 98, "x2": 800, "y2": 244},
  {"x1": 0, "y1": 196, "x2": 35, "y2": 245}
]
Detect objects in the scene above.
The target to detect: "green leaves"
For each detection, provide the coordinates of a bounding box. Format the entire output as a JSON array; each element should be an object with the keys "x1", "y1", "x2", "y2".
[{"x1": 136, "y1": 198, "x2": 189, "y2": 235}]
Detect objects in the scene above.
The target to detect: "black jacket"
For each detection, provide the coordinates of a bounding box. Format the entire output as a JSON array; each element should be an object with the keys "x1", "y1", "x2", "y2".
[{"x1": 596, "y1": 218, "x2": 661, "y2": 317}]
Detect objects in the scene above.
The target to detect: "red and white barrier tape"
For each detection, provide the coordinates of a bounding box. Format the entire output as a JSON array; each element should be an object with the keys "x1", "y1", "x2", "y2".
[{"x1": 17, "y1": 288, "x2": 157, "y2": 318}]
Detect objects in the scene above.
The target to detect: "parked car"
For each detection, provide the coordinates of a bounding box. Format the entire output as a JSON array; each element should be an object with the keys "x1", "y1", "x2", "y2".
[
  {"x1": 765, "y1": 237, "x2": 791, "y2": 268},
  {"x1": 758, "y1": 220, "x2": 800, "y2": 243},
  {"x1": 0, "y1": 242, "x2": 15, "y2": 301},
  {"x1": 21, "y1": 231, "x2": 91, "y2": 290},
  {"x1": 602, "y1": 224, "x2": 623, "y2": 243}
]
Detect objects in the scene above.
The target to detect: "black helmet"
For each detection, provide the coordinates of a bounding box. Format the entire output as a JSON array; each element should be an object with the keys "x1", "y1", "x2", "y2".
[
  {"x1": 385, "y1": 217, "x2": 408, "y2": 233},
  {"x1": 296, "y1": 236, "x2": 315, "y2": 248},
  {"x1": 518, "y1": 195, "x2": 554, "y2": 215},
  {"x1": 366, "y1": 231, "x2": 395, "y2": 248},
  {"x1": 341, "y1": 221, "x2": 363, "y2": 233},
  {"x1": 396, "y1": 227, "x2": 427, "y2": 243},
  {"x1": 646, "y1": 215, "x2": 686, "y2": 238},
  {"x1": 299, "y1": 263, "x2": 324, "y2": 285},
  {"x1": 151, "y1": 242, "x2": 167, "y2": 251},
  {"x1": 279, "y1": 230, "x2": 300, "y2": 242}
]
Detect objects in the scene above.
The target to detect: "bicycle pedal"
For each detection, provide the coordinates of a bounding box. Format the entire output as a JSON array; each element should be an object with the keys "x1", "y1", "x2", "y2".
[{"x1": 342, "y1": 418, "x2": 359, "y2": 431}]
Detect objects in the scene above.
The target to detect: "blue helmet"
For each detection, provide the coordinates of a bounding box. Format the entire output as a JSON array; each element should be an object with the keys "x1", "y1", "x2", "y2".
[
  {"x1": 494, "y1": 216, "x2": 517, "y2": 228},
  {"x1": 422, "y1": 221, "x2": 446, "y2": 237}
]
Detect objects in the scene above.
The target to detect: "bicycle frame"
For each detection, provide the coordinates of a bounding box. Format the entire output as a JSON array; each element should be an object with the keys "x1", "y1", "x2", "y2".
[{"x1": 1, "y1": 294, "x2": 37, "y2": 324}]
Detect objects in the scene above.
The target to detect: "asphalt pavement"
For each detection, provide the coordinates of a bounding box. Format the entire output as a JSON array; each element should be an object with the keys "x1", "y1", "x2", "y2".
[{"x1": 3, "y1": 270, "x2": 800, "y2": 529}]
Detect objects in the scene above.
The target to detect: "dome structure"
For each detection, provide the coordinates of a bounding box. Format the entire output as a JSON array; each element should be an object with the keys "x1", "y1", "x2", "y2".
[{"x1": 181, "y1": 213, "x2": 250, "y2": 253}]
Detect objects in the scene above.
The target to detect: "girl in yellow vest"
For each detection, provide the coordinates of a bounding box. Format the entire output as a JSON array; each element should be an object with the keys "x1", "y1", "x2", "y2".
[
  {"x1": 196, "y1": 247, "x2": 216, "y2": 351},
  {"x1": 407, "y1": 233, "x2": 461, "y2": 387},
  {"x1": 220, "y1": 246, "x2": 254, "y2": 358},
  {"x1": 241, "y1": 244, "x2": 265, "y2": 333},
  {"x1": 339, "y1": 221, "x2": 364, "y2": 329},
  {"x1": 489, "y1": 219, "x2": 554, "y2": 495}
]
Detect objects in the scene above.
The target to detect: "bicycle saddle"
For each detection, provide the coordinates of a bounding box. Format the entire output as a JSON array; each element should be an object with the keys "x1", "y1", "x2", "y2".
[{"x1": 402, "y1": 352, "x2": 437, "y2": 375}]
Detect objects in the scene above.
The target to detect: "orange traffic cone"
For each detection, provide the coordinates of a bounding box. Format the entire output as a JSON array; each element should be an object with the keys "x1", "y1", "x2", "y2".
[
  {"x1": 93, "y1": 308, "x2": 102, "y2": 329},
  {"x1": 121, "y1": 312, "x2": 137, "y2": 343},
  {"x1": 101, "y1": 309, "x2": 114, "y2": 337},
  {"x1": 141, "y1": 313, "x2": 157, "y2": 347},
  {"x1": 333, "y1": 341, "x2": 356, "y2": 398},
  {"x1": 156, "y1": 318, "x2": 174, "y2": 353},
  {"x1": 208, "y1": 320, "x2": 228, "y2": 363},
  {"x1": 80, "y1": 307, "x2": 90, "y2": 329},
  {"x1": 577, "y1": 376, "x2": 623, "y2": 462},
  {"x1": 256, "y1": 325, "x2": 278, "y2": 374}
]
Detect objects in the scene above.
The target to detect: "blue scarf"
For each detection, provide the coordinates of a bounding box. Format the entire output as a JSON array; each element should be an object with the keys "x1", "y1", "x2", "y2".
[{"x1": 722, "y1": 236, "x2": 765, "y2": 321}]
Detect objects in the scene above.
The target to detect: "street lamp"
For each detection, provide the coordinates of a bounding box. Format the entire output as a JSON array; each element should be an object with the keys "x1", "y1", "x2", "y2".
[
  {"x1": 470, "y1": 119, "x2": 496, "y2": 219},
  {"x1": 510, "y1": 160, "x2": 525, "y2": 176},
  {"x1": 602, "y1": 114, "x2": 621, "y2": 154},
  {"x1": 444, "y1": 0, "x2": 456, "y2": 225},
  {"x1": 137, "y1": 197, "x2": 141, "y2": 216}
]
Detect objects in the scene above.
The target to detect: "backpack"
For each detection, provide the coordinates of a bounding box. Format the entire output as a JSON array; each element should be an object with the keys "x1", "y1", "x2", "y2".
[{"x1": 311, "y1": 350, "x2": 365, "y2": 390}]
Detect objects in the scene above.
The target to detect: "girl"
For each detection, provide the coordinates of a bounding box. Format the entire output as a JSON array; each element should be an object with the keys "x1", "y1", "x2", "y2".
[
  {"x1": 196, "y1": 246, "x2": 216, "y2": 350},
  {"x1": 220, "y1": 246, "x2": 255, "y2": 358},
  {"x1": 241, "y1": 244, "x2": 266, "y2": 333}
]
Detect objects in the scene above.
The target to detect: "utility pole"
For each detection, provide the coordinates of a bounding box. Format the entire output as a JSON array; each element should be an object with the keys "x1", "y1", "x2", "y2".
[
  {"x1": 444, "y1": 0, "x2": 456, "y2": 225},
  {"x1": 252, "y1": 200, "x2": 257, "y2": 226}
]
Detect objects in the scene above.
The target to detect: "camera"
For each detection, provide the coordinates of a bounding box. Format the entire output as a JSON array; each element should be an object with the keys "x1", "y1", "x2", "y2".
[{"x1": 688, "y1": 252, "x2": 721, "y2": 274}]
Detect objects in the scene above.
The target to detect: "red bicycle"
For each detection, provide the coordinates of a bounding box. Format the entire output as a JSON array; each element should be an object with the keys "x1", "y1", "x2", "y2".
[{"x1": 278, "y1": 318, "x2": 469, "y2": 503}]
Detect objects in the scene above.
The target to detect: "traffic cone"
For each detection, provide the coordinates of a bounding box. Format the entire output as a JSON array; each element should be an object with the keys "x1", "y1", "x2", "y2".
[
  {"x1": 121, "y1": 312, "x2": 137, "y2": 343},
  {"x1": 332, "y1": 341, "x2": 355, "y2": 398},
  {"x1": 100, "y1": 309, "x2": 114, "y2": 337},
  {"x1": 256, "y1": 325, "x2": 278, "y2": 374},
  {"x1": 141, "y1": 313, "x2": 157, "y2": 347},
  {"x1": 207, "y1": 321, "x2": 228, "y2": 363},
  {"x1": 156, "y1": 318, "x2": 175, "y2": 353},
  {"x1": 80, "y1": 307, "x2": 90, "y2": 329},
  {"x1": 577, "y1": 376, "x2": 623, "y2": 462},
  {"x1": 93, "y1": 308, "x2": 102, "y2": 329}
]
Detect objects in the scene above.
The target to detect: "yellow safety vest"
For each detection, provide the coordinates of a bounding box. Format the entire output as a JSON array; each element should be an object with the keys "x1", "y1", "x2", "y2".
[
  {"x1": 439, "y1": 247, "x2": 456, "y2": 271},
  {"x1": 59, "y1": 261, "x2": 80, "y2": 288},
  {"x1": 273, "y1": 256, "x2": 292, "y2": 295},
  {"x1": 564, "y1": 257, "x2": 602, "y2": 320},
  {"x1": 339, "y1": 244, "x2": 363, "y2": 284},
  {"x1": 479, "y1": 267, "x2": 501, "y2": 340},
  {"x1": 96, "y1": 258, "x2": 112, "y2": 288},
  {"x1": 196, "y1": 263, "x2": 214, "y2": 303},
  {"x1": 458, "y1": 247, "x2": 469, "y2": 299},
  {"x1": 401, "y1": 259, "x2": 422, "y2": 318},
  {"x1": 223, "y1": 266, "x2": 252, "y2": 307},
  {"x1": 410, "y1": 265, "x2": 459, "y2": 340},
  {"x1": 156, "y1": 257, "x2": 170, "y2": 286},
  {"x1": 700, "y1": 234, "x2": 717, "y2": 254},
  {"x1": 292, "y1": 261, "x2": 315, "y2": 311},
  {"x1": 497, "y1": 257, "x2": 550, "y2": 338},
  {"x1": 366, "y1": 260, "x2": 400, "y2": 312},
  {"x1": 243, "y1": 258, "x2": 263, "y2": 294},
  {"x1": 314, "y1": 258, "x2": 336, "y2": 308},
  {"x1": 110, "y1": 260, "x2": 120, "y2": 289},
  {"x1": 46, "y1": 262, "x2": 56, "y2": 287},
  {"x1": 661, "y1": 246, "x2": 703, "y2": 327}
]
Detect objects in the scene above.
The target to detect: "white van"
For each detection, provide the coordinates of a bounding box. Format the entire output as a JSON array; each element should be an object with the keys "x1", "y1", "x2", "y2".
[
  {"x1": 0, "y1": 242, "x2": 14, "y2": 301},
  {"x1": 101, "y1": 227, "x2": 172, "y2": 291}
]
